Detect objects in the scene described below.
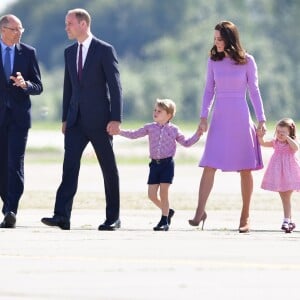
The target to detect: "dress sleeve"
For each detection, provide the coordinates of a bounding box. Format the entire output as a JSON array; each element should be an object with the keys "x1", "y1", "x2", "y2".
[
  {"x1": 200, "y1": 58, "x2": 215, "y2": 119},
  {"x1": 246, "y1": 55, "x2": 266, "y2": 122}
]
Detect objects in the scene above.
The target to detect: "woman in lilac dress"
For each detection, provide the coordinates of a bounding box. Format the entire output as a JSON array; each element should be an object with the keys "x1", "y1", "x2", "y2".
[{"x1": 189, "y1": 21, "x2": 267, "y2": 233}]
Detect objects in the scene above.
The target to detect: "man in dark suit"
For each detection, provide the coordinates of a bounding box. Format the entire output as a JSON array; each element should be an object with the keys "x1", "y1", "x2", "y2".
[
  {"x1": 41, "y1": 8, "x2": 122, "y2": 230},
  {"x1": 0, "y1": 15, "x2": 43, "y2": 228}
]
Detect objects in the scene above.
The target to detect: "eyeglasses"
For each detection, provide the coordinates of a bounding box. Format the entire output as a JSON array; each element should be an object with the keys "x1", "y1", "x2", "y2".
[{"x1": 4, "y1": 26, "x2": 25, "y2": 33}]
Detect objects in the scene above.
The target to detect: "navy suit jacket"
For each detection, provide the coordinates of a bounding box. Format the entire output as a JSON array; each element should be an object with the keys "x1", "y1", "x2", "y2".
[
  {"x1": 62, "y1": 37, "x2": 122, "y2": 130},
  {"x1": 0, "y1": 42, "x2": 43, "y2": 128}
]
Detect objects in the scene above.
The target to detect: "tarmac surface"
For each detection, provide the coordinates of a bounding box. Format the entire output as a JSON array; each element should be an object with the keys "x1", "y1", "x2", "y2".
[
  {"x1": 1, "y1": 132, "x2": 300, "y2": 299},
  {"x1": 1, "y1": 209, "x2": 300, "y2": 300}
]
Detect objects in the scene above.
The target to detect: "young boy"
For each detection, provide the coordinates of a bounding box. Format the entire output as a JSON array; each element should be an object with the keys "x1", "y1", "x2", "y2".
[{"x1": 118, "y1": 98, "x2": 202, "y2": 231}]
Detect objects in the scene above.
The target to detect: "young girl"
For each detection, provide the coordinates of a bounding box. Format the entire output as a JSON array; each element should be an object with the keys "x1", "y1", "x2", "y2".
[
  {"x1": 118, "y1": 98, "x2": 202, "y2": 231},
  {"x1": 257, "y1": 118, "x2": 300, "y2": 233}
]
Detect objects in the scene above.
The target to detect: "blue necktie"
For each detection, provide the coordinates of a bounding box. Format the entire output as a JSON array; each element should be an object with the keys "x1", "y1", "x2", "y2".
[{"x1": 4, "y1": 47, "x2": 11, "y2": 82}]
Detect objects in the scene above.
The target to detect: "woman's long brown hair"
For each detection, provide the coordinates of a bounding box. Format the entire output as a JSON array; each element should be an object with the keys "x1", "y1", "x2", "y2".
[{"x1": 210, "y1": 21, "x2": 247, "y2": 64}]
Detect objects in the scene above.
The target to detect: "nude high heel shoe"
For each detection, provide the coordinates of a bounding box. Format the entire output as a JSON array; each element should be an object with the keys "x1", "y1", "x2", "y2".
[
  {"x1": 239, "y1": 218, "x2": 250, "y2": 233},
  {"x1": 188, "y1": 211, "x2": 207, "y2": 230}
]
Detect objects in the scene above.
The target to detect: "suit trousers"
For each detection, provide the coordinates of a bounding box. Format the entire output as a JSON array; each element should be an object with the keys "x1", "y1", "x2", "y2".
[
  {"x1": 54, "y1": 119, "x2": 120, "y2": 222},
  {"x1": 0, "y1": 108, "x2": 28, "y2": 215}
]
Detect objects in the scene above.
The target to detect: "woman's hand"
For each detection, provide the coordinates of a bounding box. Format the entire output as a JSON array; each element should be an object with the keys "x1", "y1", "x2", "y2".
[
  {"x1": 199, "y1": 118, "x2": 208, "y2": 133},
  {"x1": 257, "y1": 121, "x2": 267, "y2": 136}
]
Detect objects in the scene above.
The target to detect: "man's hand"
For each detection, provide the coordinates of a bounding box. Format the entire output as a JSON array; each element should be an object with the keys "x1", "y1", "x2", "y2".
[
  {"x1": 107, "y1": 121, "x2": 121, "y2": 135},
  {"x1": 62, "y1": 122, "x2": 67, "y2": 134},
  {"x1": 10, "y1": 72, "x2": 27, "y2": 89}
]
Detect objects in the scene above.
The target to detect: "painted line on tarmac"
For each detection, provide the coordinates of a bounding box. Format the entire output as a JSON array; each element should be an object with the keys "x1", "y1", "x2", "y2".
[{"x1": 0, "y1": 255, "x2": 298, "y2": 271}]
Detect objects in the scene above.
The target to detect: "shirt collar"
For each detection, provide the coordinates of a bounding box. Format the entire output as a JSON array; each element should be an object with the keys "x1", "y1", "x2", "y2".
[
  {"x1": 78, "y1": 34, "x2": 93, "y2": 49},
  {"x1": 155, "y1": 121, "x2": 171, "y2": 128},
  {"x1": 0, "y1": 40, "x2": 15, "y2": 51}
]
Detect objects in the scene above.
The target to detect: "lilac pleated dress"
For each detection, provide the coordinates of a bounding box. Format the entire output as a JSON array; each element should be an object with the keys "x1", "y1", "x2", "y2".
[{"x1": 199, "y1": 54, "x2": 265, "y2": 171}]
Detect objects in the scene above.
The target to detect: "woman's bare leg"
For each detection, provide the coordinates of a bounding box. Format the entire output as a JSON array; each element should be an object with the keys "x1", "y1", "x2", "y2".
[
  {"x1": 239, "y1": 170, "x2": 253, "y2": 232},
  {"x1": 189, "y1": 167, "x2": 216, "y2": 224}
]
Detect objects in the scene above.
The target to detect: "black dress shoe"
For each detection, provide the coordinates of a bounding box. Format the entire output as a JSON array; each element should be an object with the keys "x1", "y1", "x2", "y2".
[
  {"x1": 41, "y1": 216, "x2": 70, "y2": 230},
  {"x1": 153, "y1": 222, "x2": 169, "y2": 231},
  {"x1": 0, "y1": 211, "x2": 16, "y2": 228},
  {"x1": 98, "y1": 219, "x2": 121, "y2": 231}
]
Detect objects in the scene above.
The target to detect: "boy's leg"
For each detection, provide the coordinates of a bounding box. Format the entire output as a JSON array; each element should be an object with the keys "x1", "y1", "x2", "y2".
[
  {"x1": 148, "y1": 184, "x2": 160, "y2": 208},
  {"x1": 159, "y1": 183, "x2": 171, "y2": 217}
]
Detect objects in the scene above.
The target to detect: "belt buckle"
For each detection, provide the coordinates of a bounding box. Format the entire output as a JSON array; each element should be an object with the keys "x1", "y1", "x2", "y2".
[{"x1": 156, "y1": 159, "x2": 161, "y2": 164}]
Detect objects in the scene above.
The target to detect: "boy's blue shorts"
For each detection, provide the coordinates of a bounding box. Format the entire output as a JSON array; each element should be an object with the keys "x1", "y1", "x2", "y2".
[{"x1": 147, "y1": 157, "x2": 174, "y2": 184}]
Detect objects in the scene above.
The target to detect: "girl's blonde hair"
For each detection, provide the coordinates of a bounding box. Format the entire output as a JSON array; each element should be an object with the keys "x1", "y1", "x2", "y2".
[
  {"x1": 276, "y1": 118, "x2": 297, "y2": 139},
  {"x1": 156, "y1": 98, "x2": 176, "y2": 119}
]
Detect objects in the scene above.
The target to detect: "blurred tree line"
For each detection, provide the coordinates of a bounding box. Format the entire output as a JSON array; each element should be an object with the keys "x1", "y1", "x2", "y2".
[{"x1": 4, "y1": 0, "x2": 300, "y2": 121}]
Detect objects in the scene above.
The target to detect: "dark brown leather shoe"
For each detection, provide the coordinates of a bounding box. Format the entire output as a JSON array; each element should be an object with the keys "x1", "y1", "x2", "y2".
[
  {"x1": 98, "y1": 219, "x2": 121, "y2": 231},
  {"x1": 0, "y1": 211, "x2": 16, "y2": 228},
  {"x1": 41, "y1": 216, "x2": 70, "y2": 230}
]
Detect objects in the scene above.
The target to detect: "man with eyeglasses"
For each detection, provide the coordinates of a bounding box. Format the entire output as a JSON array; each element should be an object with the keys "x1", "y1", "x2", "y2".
[{"x1": 0, "y1": 14, "x2": 43, "y2": 228}]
